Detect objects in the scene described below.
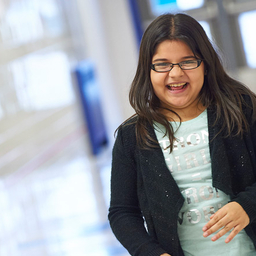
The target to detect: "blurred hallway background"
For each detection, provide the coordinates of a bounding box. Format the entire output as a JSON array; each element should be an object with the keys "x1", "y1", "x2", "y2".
[{"x1": 0, "y1": 0, "x2": 255, "y2": 255}]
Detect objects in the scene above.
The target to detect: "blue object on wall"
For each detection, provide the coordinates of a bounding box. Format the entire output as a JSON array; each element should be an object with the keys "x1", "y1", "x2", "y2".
[
  {"x1": 158, "y1": 0, "x2": 177, "y2": 5},
  {"x1": 74, "y1": 60, "x2": 108, "y2": 155},
  {"x1": 127, "y1": 0, "x2": 143, "y2": 48}
]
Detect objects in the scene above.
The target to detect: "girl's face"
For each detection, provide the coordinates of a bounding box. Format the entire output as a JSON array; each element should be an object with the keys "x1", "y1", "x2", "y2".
[{"x1": 150, "y1": 40, "x2": 205, "y2": 120}]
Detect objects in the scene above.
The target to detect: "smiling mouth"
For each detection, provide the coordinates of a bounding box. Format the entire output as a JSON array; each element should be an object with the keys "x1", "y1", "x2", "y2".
[{"x1": 167, "y1": 82, "x2": 187, "y2": 91}]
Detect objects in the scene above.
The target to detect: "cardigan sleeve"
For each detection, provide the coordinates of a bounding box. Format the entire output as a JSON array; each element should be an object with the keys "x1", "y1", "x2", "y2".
[
  {"x1": 108, "y1": 125, "x2": 166, "y2": 256},
  {"x1": 230, "y1": 109, "x2": 256, "y2": 223},
  {"x1": 209, "y1": 94, "x2": 256, "y2": 224}
]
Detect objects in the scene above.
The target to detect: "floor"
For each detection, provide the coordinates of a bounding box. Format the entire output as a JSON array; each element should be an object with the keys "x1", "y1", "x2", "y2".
[
  {"x1": 0, "y1": 111, "x2": 129, "y2": 255},
  {"x1": 0, "y1": 58, "x2": 129, "y2": 256}
]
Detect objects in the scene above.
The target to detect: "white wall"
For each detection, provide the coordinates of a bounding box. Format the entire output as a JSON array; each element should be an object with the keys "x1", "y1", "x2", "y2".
[
  {"x1": 238, "y1": 67, "x2": 256, "y2": 93},
  {"x1": 74, "y1": 0, "x2": 138, "y2": 145}
]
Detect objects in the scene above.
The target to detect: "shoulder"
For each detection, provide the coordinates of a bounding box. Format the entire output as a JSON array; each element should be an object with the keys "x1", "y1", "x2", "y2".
[
  {"x1": 241, "y1": 93, "x2": 256, "y2": 123},
  {"x1": 114, "y1": 116, "x2": 138, "y2": 153},
  {"x1": 242, "y1": 93, "x2": 255, "y2": 105},
  {"x1": 117, "y1": 116, "x2": 137, "y2": 138}
]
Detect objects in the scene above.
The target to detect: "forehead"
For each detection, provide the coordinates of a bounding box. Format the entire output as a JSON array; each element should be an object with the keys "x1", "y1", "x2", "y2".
[{"x1": 153, "y1": 40, "x2": 195, "y2": 60}]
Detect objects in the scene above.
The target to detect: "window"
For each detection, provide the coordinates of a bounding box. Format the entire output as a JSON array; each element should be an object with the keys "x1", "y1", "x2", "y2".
[
  {"x1": 238, "y1": 10, "x2": 256, "y2": 68},
  {"x1": 199, "y1": 21, "x2": 213, "y2": 42},
  {"x1": 0, "y1": 0, "x2": 66, "y2": 47},
  {"x1": 150, "y1": 0, "x2": 204, "y2": 16},
  {"x1": 11, "y1": 51, "x2": 75, "y2": 111}
]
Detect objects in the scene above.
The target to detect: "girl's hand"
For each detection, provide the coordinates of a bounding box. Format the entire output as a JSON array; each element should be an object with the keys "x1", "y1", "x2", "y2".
[
  {"x1": 202, "y1": 202, "x2": 250, "y2": 243},
  {"x1": 160, "y1": 254, "x2": 171, "y2": 256}
]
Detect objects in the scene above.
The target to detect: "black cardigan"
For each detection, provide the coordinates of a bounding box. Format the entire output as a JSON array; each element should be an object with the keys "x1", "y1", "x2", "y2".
[{"x1": 108, "y1": 101, "x2": 256, "y2": 256}]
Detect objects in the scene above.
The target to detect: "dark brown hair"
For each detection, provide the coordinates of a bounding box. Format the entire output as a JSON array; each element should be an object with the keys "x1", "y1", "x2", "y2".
[{"x1": 121, "y1": 13, "x2": 256, "y2": 151}]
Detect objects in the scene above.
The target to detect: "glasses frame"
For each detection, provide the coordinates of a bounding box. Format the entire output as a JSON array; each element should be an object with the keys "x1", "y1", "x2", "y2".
[{"x1": 151, "y1": 59, "x2": 203, "y2": 72}]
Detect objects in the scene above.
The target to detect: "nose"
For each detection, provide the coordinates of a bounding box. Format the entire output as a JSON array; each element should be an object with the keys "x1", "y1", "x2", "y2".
[{"x1": 168, "y1": 65, "x2": 184, "y2": 77}]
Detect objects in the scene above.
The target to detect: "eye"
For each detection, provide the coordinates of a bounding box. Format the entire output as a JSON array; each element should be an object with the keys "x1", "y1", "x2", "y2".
[
  {"x1": 154, "y1": 62, "x2": 170, "y2": 67},
  {"x1": 181, "y1": 60, "x2": 197, "y2": 65}
]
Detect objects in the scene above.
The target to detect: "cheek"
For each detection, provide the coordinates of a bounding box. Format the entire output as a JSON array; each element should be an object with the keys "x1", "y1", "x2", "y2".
[
  {"x1": 199, "y1": 65, "x2": 205, "y2": 84},
  {"x1": 193, "y1": 70, "x2": 205, "y2": 88},
  {"x1": 199, "y1": 73, "x2": 205, "y2": 86},
  {"x1": 150, "y1": 71, "x2": 166, "y2": 86}
]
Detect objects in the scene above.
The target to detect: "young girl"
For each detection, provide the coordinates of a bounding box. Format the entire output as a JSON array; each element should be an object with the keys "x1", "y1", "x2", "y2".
[{"x1": 108, "y1": 13, "x2": 256, "y2": 256}]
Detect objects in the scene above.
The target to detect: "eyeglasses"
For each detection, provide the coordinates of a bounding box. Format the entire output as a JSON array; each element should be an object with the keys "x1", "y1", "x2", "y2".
[{"x1": 151, "y1": 59, "x2": 203, "y2": 72}]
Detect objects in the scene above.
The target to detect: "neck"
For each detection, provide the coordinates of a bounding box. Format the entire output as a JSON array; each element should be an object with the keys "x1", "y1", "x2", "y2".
[{"x1": 162, "y1": 103, "x2": 206, "y2": 122}]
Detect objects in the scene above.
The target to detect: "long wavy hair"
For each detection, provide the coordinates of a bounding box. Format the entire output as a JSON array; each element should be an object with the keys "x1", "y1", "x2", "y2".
[{"x1": 122, "y1": 13, "x2": 256, "y2": 151}]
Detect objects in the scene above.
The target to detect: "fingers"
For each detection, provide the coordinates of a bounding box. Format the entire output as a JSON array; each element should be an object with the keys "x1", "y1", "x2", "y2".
[
  {"x1": 202, "y1": 202, "x2": 250, "y2": 243},
  {"x1": 203, "y1": 208, "x2": 227, "y2": 234},
  {"x1": 203, "y1": 213, "x2": 231, "y2": 240},
  {"x1": 208, "y1": 222, "x2": 239, "y2": 243},
  {"x1": 224, "y1": 225, "x2": 241, "y2": 243}
]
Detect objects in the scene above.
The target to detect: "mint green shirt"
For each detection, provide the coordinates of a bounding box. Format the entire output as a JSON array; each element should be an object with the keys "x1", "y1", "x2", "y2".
[{"x1": 154, "y1": 110, "x2": 255, "y2": 256}]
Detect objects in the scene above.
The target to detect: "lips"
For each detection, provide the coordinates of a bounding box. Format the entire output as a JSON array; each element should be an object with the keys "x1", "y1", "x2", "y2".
[{"x1": 167, "y1": 82, "x2": 187, "y2": 91}]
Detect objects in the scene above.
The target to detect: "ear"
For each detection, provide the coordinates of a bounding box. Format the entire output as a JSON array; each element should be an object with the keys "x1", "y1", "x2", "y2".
[{"x1": 204, "y1": 70, "x2": 208, "y2": 75}]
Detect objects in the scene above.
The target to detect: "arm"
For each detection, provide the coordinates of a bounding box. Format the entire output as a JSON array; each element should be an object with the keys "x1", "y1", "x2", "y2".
[
  {"x1": 108, "y1": 127, "x2": 167, "y2": 256},
  {"x1": 203, "y1": 106, "x2": 256, "y2": 243}
]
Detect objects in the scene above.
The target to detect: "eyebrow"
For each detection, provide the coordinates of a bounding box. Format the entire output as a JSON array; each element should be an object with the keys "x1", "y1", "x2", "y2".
[{"x1": 152, "y1": 56, "x2": 197, "y2": 62}]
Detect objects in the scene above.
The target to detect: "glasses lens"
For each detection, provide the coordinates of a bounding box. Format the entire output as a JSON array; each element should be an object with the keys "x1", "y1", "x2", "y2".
[
  {"x1": 180, "y1": 60, "x2": 200, "y2": 70},
  {"x1": 153, "y1": 63, "x2": 171, "y2": 72}
]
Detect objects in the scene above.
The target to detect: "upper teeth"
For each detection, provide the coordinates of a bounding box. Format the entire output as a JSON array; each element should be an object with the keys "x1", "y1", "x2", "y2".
[{"x1": 170, "y1": 83, "x2": 186, "y2": 87}]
